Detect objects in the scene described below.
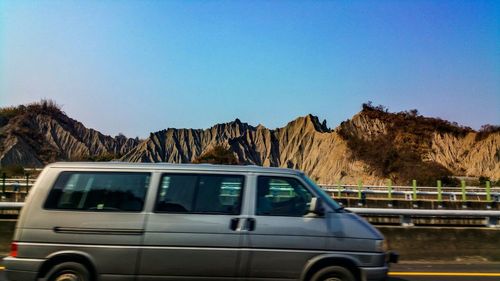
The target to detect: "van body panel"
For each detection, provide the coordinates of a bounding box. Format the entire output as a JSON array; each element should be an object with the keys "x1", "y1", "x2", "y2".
[
  {"x1": 14, "y1": 167, "x2": 150, "y2": 276},
  {"x1": 243, "y1": 216, "x2": 328, "y2": 278},
  {"x1": 15, "y1": 242, "x2": 141, "y2": 275},
  {"x1": 13, "y1": 167, "x2": 54, "y2": 234},
  {"x1": 243, "y1": 174, "x2": 328, "y2": 279},
  {"x1": 139, "y1": 214, "x2": 242, "y2": 278},
  {"x1": 326, "y1": 213, "x2": 383, "y2": 240},
  {"x1": 360, "y1": 266, "x2": 389, "y2": 281},
  {"x1": 1, "y1": 269, "x2": 38, "y2": 281},
  {"x1": 2, "y1": 256, "x2": 44, "y2": 271},
  {"x1": 98, "y1": 275, "x2": 136, "y2": 281}
]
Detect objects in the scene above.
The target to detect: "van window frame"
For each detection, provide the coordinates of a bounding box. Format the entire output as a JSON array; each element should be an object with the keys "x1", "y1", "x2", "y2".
[
  {"x1": 255, "y1": 175, "x2": 317, "y2": 217},
  {"x1": 154, "y1": 173, "x2": 245, "y2": 215},
  {"x1": 43, "y1": 171, "x2": 151, "y2": 213}
]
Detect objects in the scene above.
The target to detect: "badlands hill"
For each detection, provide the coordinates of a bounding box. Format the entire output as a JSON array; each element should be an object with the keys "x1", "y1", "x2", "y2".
[
  {"x1": 0, "y1": 100, "x2": 139, "y2": 167},
  {"x1": 1, "y1": 101, "x2": 498, "y2": 184}
]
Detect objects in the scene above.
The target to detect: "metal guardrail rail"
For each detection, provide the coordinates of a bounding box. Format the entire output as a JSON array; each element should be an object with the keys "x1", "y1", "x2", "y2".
[
  {"x1": 0, "y1": 202, "x2": 25, "y2": 208},
  {"x1": 320, "y1": 184, "x2": 500, "y2": 192},
  {"x1": 347, "y1": 207, "x2": 500, "y2": 228},
  {"x1": 0, "y1": 202, "x2": 498, "y2": 228}
]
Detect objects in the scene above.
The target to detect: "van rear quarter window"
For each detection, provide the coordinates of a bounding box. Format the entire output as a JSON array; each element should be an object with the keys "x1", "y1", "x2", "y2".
[{"x1": 44, "y1": 172, "x2": 150, "y2": 212}]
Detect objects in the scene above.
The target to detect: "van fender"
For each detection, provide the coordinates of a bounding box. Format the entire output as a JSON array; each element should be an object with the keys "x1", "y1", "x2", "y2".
[
  {"x1": 300, "y1": 253, "x2": 361, "y2": 281},
  {"x1": 37, "y1": 250, "x2": 97, "y2": 281}
]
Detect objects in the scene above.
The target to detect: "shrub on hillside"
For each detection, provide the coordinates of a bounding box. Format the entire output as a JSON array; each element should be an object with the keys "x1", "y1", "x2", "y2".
[
  {"x1": 73, "y1": 152, "x2": 119, "y2": 162},
  {"x1": 26, "y1": 99, "x2": 63, "y2": 116},
  {"x1": 476, "y1": 124, "x2": 500, "y2": 141},
  {"x1": 193, "y1": 145, "x2": 239, "y2": 165},
  {"x1": 360, "y1": 101, "x2": 473, "y2": 136}
]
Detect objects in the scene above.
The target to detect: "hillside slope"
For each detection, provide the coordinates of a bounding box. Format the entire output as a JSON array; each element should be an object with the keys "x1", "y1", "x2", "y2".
[{"x1": 0, "y1": 101, "x2": 139, "y2": 166}]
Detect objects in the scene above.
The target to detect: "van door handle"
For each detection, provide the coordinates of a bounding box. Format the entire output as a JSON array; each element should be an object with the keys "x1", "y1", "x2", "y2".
[
  {"x1": 229, "y1": 218, "x2": 239, "y2": 231},
  {"x1": 246, "y1": 218, "x2": 256, "y2": 231}
]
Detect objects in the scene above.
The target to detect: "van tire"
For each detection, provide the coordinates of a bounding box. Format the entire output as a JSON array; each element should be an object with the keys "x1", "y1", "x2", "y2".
[
  {"x1": 45, "y1": 262, "x2": 90, "y2": 281},
  {"x1": 310, "y1": 266, "x2": 355, "y2": 281}
]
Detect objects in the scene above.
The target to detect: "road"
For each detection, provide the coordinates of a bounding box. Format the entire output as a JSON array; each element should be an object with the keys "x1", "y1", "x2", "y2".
[{"x1": 0, "y1": 263, "x2": 499, "y2": 281}]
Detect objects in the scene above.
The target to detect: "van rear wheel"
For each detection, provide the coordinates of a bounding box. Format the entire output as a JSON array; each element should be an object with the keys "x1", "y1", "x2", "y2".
[
  {"x1": 46, "y1": 262, "x2": 90, "y2": 281},
  {"x1": 310, "y1": 266, "x2": 355, "y2": 281}
]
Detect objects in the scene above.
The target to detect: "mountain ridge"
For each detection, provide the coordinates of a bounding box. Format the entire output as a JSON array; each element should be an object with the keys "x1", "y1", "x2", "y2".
[{"x1": 1, "y1": 101, "x2": 498, "y2": 184}]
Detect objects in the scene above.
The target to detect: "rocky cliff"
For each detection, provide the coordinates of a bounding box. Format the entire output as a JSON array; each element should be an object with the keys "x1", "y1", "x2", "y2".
[{"x1": 1, "y1": 101, "x2": 498, "y2": 184}]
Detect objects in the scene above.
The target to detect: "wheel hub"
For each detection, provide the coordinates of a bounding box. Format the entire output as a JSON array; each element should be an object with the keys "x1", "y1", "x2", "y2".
[{"x1": 55, "y1": 273, "x2": 80, "y2": 281}]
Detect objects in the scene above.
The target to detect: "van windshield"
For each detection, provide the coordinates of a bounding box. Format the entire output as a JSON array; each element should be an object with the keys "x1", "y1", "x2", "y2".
[{"x1": 301, "y1": 175, "x2": 342, "y2": 211}]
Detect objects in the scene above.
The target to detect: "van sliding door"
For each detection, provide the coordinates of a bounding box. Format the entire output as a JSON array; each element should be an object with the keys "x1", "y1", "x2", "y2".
[{"x1": 138, "y1": 173, "x2": 246, "y2": 280}]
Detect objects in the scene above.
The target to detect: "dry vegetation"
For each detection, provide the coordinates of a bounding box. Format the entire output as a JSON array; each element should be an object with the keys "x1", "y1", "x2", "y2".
[
  {"x1": 72, "y1": 152, "x2": 121, "y2": 162},
  {"x1": 476, "y1": 124, "x2": 500, "y2": 141},
  {"x1": 0, "y1": 99, "x2": 63, "y2": 121},
  {"x1": 338, "y1": 102, "x2": 477, "y2": 186},
  {"x1": 193, "y1": 145, "x2": 239, "y2": 165}
]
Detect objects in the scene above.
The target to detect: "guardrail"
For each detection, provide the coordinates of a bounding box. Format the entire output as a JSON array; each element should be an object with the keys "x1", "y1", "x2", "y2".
[
  {"x1": 0, "y1": 202, "x2": 498, "y2": 228},
  {"x1": 1, "y1": 176, "x2": 35, "y2": 194},
  {"x1": 348, "y1": 207, "x2": 500, "y2": 228}
]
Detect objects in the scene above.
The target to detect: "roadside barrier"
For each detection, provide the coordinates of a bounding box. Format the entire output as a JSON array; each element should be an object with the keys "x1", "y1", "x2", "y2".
[{"x1": 348, "y1": 207, "x2": 500, "y2": 228}]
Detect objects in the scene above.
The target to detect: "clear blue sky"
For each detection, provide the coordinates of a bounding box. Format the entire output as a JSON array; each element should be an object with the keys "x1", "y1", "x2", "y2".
[{"x1": 1, "y1": 0, "x2": 499, "y2": 138}]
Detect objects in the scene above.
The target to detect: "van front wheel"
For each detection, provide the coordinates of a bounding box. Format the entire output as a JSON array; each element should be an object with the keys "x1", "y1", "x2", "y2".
[
  {"x1": 46, "y1": 262, "x2": 90, "y2": 281},
  {"x1": 310, "y1": 266, "x2": 355, "y2": 281}
]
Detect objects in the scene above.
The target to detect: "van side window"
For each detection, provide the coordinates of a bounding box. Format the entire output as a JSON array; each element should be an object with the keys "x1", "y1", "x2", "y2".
[
  {"x1": 44, "y1": 172, "x2": 150, "y2": 212},
  {"x1": 155, "y1": 174, "x2": 243, "y2": 215},
  {"x1": 256, "y1": 176, "x2": 313, "y2": 217}
]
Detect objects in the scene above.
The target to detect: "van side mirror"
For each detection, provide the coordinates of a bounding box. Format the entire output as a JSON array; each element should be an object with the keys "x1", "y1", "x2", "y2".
[{"x1": 308, "y1": 197, "x2": 324, "y2": 216}]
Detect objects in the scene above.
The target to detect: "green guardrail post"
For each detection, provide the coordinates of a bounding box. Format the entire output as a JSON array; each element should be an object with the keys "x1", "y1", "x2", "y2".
[
  {"x1": 412, "y1": 179, "x2": 417, "y2": 200},
  {"x1": 461, "y1": 180, "x2": 466, "y2": 202},
  {"x1": 387, "y1": 179, "x2": 392, "y2": 200},
  {"x1": 486, "y1": 181, "x2": 491, "y2": 202},
  {"x1": 337, "y1": 182, "x2": 341, "y2": 198},
  {"x1": 357, "y1": 180, "x2": 362, "y2": 200},
  {"x1": 437, "y1": 180, "x2": 442, "y2": 202},
  {"x1": 1, "y1": 172, "x2": 5, "y2": 195}
]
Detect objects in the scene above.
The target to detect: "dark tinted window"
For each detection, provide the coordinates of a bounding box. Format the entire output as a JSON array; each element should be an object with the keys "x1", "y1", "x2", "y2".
[
  {"x1": 156, "y1": 174, "x2": 243, "y2": 215},
  {"x1": 256, "y1": 176, "x2": 313, "y2": 217},
  {"x1": 45, "y1": 172, "x2": 150, "y2": 212}
]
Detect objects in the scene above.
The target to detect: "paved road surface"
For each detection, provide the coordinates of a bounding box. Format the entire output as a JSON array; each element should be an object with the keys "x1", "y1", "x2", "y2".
[{"x1": 0, "y1": 263, "x2": 499, "y2": 281}]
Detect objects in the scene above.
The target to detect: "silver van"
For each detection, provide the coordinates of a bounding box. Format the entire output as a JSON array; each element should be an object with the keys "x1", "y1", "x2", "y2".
[{"x1": 4, "y1": 162, "x2": 397, "y2": 281}]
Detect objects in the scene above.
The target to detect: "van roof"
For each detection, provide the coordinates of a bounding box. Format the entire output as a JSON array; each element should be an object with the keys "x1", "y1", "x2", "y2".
[{"x1": 46, "y1": 162, "x2": 305, "y2": 176}]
